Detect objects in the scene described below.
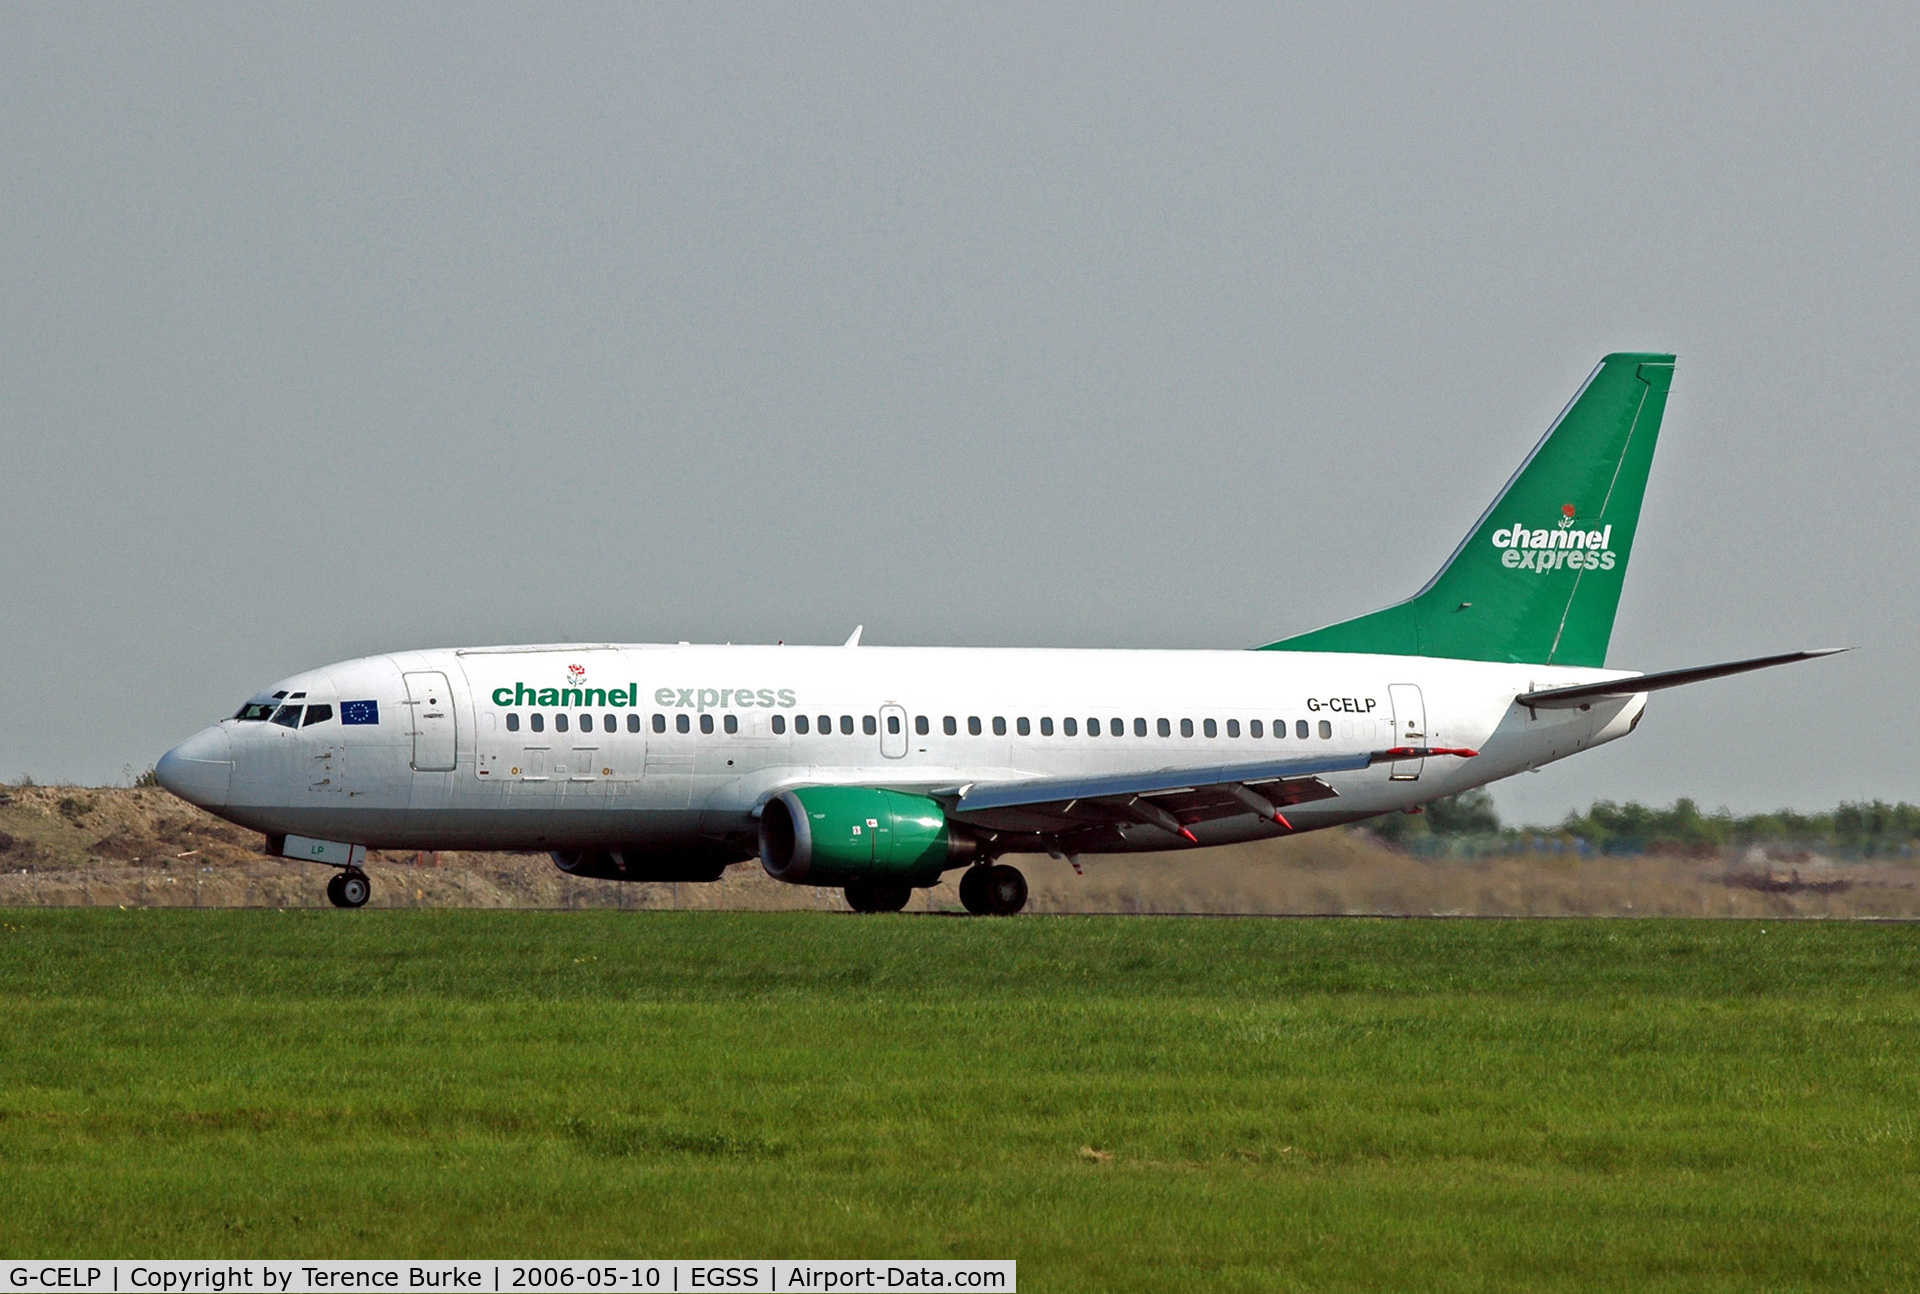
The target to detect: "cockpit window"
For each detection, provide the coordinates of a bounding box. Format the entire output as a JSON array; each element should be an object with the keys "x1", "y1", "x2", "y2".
[
  {"x1": 271, "y1": 705, "x2": 304, "y2": 728},
  {"x1": 273, "y1": 691, "x2": 289, "y2": 700},
  {"x1": 303, "y1": 704, "x2": 334, "y2": 726},
  {"x1": 234, "y1": 702, "x2": 277, "y2": 721}
]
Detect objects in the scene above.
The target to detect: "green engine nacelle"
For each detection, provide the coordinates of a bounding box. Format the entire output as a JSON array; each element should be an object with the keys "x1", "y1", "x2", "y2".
[{"x1": 759, "y1": 786, "x2": 979, "y2": 887}]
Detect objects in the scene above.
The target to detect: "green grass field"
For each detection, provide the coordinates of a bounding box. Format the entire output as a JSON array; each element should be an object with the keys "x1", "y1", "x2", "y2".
[{"x1": 2, "y1": 911, "x2": 1918, "y2": 1289}]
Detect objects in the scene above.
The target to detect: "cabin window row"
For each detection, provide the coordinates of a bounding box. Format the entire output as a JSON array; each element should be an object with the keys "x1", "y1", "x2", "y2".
[
  {"x1": 507, "y1": 711, "x2": 673, "y2": 734},
  {"x1": 902, "y1": 716, "x2": 1334, "y2": 740},
  {"x1": 500, "y1": 711, "x2": 1335, "y2": 741}
]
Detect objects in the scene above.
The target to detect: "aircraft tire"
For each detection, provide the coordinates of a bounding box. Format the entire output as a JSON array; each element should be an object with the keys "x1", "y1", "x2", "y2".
[
  {"x1": 958, "y1": 865, "x2": 993, "y2": 916},
  {"x1": 325, "y1": 873, "x2": 349, "y2": 908},
  {"x1": 338, "y1": 868, "x2": 371, "y2": 909},
  {"x1": 983, "y1": 864, "x2": 1028, "y2": 916}
]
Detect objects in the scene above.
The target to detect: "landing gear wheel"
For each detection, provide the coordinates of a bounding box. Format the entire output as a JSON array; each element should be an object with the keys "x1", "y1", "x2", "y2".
[
  {"x1": 845, "y1": 880, "x2": 912, "y2": 913},
  {"x1": 337, "y1": 868, "x2": 371, "y2": 909},
  {"x1": 959, "y1": 865, "x2": 994, "y2": 916},
  {"x1": 325, "y1": 873, "x2": 348, "y2": 907},
  {"x1": 983, "y1": 863, "x2": 1028, "y2": 916}
]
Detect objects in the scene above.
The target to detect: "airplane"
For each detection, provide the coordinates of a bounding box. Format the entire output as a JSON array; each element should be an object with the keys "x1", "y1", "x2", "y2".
[{"x1": 155, "y1": 353, "x2": 1838, "y2": 913}]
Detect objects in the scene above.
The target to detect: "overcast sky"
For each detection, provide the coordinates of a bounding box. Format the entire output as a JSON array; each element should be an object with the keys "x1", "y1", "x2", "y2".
[{"x1": 2, "y1": 4, "x2": 1913, "y2": 822}]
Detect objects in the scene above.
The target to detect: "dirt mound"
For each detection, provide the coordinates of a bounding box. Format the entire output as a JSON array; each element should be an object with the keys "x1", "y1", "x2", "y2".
[{"x1": 3, "y1": 785, "x2": 1918, "y2": 917}]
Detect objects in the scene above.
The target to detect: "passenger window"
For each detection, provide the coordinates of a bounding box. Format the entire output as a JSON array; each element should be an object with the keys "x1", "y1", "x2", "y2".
[
  {"x1": 1249, "y1": 719, "x2": 1263, "y2": 738},
  {"x1": 606, "y1": 713, "x2": 617, "y2": 731},
  {"x1": 1105, "y1": 718, "x2": 1118, "y2": 736},
  {"x1": 1318, "y1": 720, "x2": 1332, "y2": 739},
  {"x1": 1040, "y1": 717, "x2": 1054, "y2": 736},
  {"x1": 303, "y1": 704, "x2": 334, "y2": 727},
  {"x1": 1180, "y1": 718, "x2": 1193, "y2": 737},
  {"x1": 626, "y1": 714, "x2": 640, "y2": 733},
  {"x1": 1133, "y1": 717, "x2": 1147, "y2": 737},
  {"x1": 839, "y1": 715, "x2": 854, "y2": 735},
  {"x1": 1204, "y1": 718, "x2": 1217, "y2": 738},
  {"x1": 992, "y1": 717, "x2": 1006, "y2": 736},
  {"x1": 1063, "y1": 717, "x2": 1077, "y2": 736},
  {"x1": 943, "y1": 716, "x2": 957, "y2": 736},
  {"x1": 1226, "y1": 719, "x2": 1240, "y2": 737},
  {"x1": 701, "y1": 714, "x2": 715, "y2": 734},
  {"x1": 676, "y1": 714, "x2": 690, "y2": 734},
  {"x1": 1296, "y1": 719, "x2": 1309, "y2": 739},
  {"x1": 580, "y1": 714, "x2": 593, "y2": 733},
  {"x1": 888, "y1": 715, "x2": 901, "y2": 735},
  {"x1": 653, "y1": 714, "x2": 666, "y2": 733},
  {"x1": 864, "y1": 715, "x2": 877, "y2": 736},
  {"x1": 531, "y1": 713, "x2": 545, "y2": 733},
  {"x1": 1087, "y1": 717, "x2": 1100, "y2": 737},
  {"x1": 271, "y1": 705, "x2": 303, "y2": 728},
  {"x1": 820, "y1": 715, "x2": 833, "y2": 733},
  {"x1": 1016, "y1": 717, "x2": 1030, "y2": 736},
  {"x1": 916, "y1": 716, "x2": 929, "y2": 735},
  {"x1": 1157, "y1": 718, "x2": 1171, "y2": 738},
  {"x1": 968, "y1": 716, "x2": 982, "y2": 736},
  {"x1": 556, "y1": 713, "x2": 570, "y2": 733},
  {"x1": 506, "y1": 712, "x2": 520, "y2": 733},
  {"x1": 724, "y1": 714, "x2": 738, "y2": 734},
  {"x1": 772, "y1": 714, "x2": 787, "y2": 734},
  {"x1": 796, "y1": 714, "x2": 810, "y2": 734}
]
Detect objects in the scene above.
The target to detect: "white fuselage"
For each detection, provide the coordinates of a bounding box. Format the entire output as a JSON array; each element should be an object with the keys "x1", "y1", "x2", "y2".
[{"x1": 159, "y1": 642, "x2": 1646, "y2": 859}]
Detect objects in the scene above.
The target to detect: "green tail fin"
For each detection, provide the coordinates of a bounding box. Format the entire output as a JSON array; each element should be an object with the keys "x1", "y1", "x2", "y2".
[{"x1": 1262, "y1": 353, "x2": 1674, "y2": 667}]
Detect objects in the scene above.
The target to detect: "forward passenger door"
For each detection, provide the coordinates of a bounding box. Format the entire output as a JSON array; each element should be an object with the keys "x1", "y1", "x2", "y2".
[{"x1": 403, "y1": 671, "x2": 458, "y2": 772}]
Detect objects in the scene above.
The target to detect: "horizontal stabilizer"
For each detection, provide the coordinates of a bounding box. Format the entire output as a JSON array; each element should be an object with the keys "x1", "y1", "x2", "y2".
[{"x1": 1516, "y1": 649, "x2": 1846, "y2": 710}]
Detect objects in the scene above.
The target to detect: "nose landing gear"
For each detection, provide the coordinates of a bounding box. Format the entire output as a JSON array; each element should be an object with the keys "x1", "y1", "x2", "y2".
[
  {"x1": 326, "y1": 868, "x2": 371, "y2": 909},
  {"x1": 959, "y1": 863, "x2": 1028, "y2": 916}
]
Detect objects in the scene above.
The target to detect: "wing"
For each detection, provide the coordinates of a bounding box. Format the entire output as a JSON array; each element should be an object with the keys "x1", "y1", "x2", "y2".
[
  {"x1": 939, "y1": 746, "x2": 1478, "y2": 847},
  {"x1": 1516, "y1": 648, "x2": 1845, "y2": 710}
]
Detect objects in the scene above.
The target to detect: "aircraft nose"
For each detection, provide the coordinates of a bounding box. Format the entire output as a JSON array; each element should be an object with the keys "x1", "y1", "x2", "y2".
[{"x1": 155, "y1": 726, "x2": 233, "y2": 808}]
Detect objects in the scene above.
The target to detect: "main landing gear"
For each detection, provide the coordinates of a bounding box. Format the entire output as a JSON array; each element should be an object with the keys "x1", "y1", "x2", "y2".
[
  {"x1": 959, "y1": 863, "x2": 1028, "y2": 916},
  {"x1": 326, "y1": 868, "x2": 371, "y2": 909}
]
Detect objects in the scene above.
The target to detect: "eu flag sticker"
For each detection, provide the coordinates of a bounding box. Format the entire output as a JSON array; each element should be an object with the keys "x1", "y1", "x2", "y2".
[{"x1": 341, "y1": 700, "x2": 380, "y2": 725}]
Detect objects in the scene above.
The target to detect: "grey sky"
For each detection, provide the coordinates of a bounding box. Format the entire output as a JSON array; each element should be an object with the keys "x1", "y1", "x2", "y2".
[{"x1": 2, "y1": 4, "x2": 1912, "y2": 823}]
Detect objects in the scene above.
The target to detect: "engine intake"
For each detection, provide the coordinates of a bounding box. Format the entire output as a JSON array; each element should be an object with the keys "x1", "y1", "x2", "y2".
[{"x1": 759, "y1": 787, "x2": 978, "y2": 886}]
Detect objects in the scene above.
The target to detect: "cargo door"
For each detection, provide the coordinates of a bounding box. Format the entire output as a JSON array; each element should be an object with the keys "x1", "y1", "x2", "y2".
[
  {"x1": 878, "y1": 704, "x2": 908, "y2": 759},
  {"x1": 1388, "y1": 683, "x2": 1425, "y2": 781},
  {"x1": 403, "y1": 671, "x2": 457, "y2": 771}
]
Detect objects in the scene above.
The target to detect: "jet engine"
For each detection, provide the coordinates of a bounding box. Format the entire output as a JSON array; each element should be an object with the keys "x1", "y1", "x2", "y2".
[{"x1": 759, "y1": 787, "x2": 979, "y2": 887}]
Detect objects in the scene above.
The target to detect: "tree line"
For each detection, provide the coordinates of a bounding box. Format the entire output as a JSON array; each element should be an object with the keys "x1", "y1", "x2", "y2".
[{"x1": 1369, "y1": 790, "x2": 1920, "y2": 858}]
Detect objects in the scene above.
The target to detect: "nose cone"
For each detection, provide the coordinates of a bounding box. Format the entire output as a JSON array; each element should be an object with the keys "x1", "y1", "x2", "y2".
[{"x1": 155, "y1": 726, "x2": 233, "y2": 808}]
